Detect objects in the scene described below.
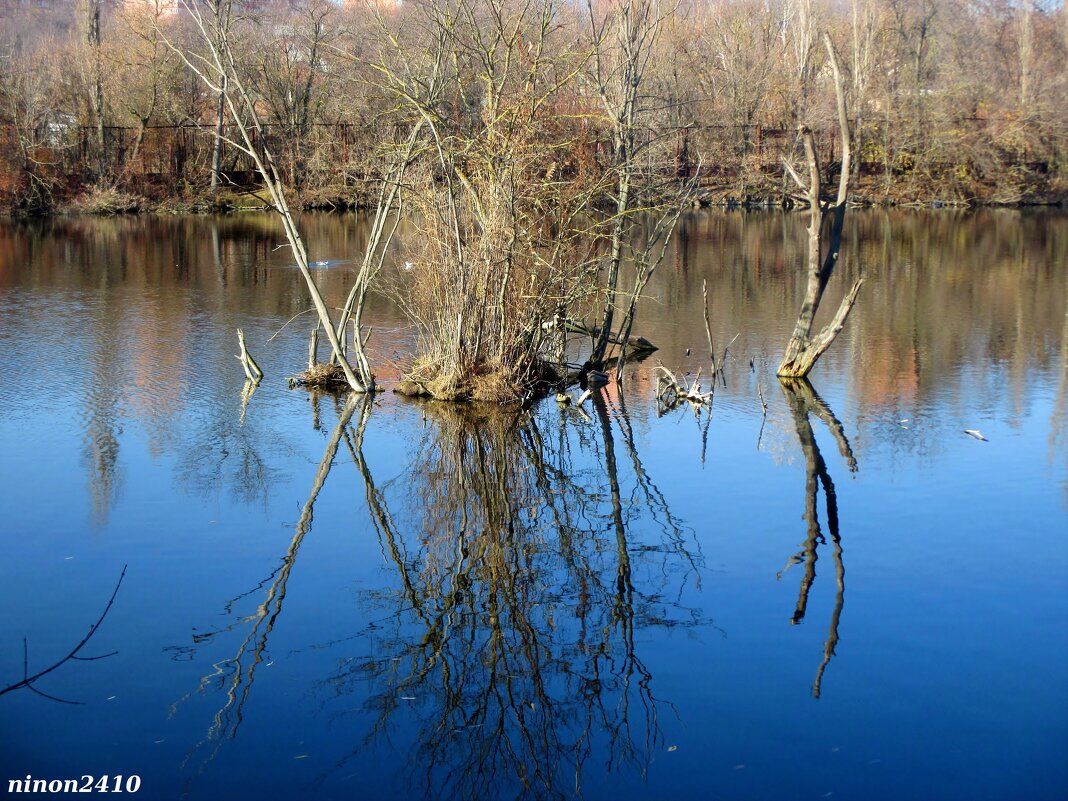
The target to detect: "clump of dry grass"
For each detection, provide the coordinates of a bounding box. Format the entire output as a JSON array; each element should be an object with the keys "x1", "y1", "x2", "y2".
[
  {"x1": 393, "y1": 155, "x2": 598, "y2": 403},
  {"x1": 288, "y1": 362, "x2": 350, "y2": 390},
  {"x1": 403, "y1": 356, "x2": 558, "y2": 404},
  {"x1": 66, "y1": 183, "x2": 147, "y2": 215}
]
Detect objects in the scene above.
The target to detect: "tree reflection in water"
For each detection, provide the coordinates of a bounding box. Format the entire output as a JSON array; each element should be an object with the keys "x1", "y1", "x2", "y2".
[
  {"x1": 176, "y1": 392, "x2": 705, "y2": 799},
  {"x1": 169, "y1": 394, "x2": 363, "y2": 780},
  {"x1": 778, "y1": 379, "x2": 854, "y2": 699}
]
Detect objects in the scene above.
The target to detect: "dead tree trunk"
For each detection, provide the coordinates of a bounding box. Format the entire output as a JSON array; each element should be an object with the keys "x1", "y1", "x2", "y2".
[
  {"x1": 210, "y1": 79, "x2": 226, "y2": 192},
  {"x1": 168, "y1": 0, "x2": 374, "y2": 392},
  {"x1": 777, "y1": 34, "x2": 863, "y2": 379},
  {"x1": 83, "y1": 0, "x2": 106, "y2": 177}
]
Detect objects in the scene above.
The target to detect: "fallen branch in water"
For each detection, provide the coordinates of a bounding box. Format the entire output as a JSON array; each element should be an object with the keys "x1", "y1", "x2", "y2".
[
  {"x1": 0, "y1": 565, "x2": 127, "y2": 704},
  {"x1": 563, "y1": 320, "x2": 658, "y2": 356},
  {"x1": 655, "y1": 363, "x2": 712, "y2": 410}
]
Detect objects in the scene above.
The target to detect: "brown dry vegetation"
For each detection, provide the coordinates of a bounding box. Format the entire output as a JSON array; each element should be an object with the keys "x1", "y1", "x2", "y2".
[
  {"x1": 4, "y1": 0, "x2": 1064, "y2": 400},
  {"x1": 0, "y1": 0, "x2": 1064, "y2": 214}
]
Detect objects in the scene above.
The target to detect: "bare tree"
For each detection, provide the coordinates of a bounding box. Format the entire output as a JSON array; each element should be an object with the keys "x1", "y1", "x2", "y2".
[
  {"x1": 778, "y1": 33, "x2": 863, "y2": 379},
  {"x1": 109, "y1": 0, "x2": 184, "y2": 167},
  {"x1": 168, "y1": 0, "x2": 377, "y2": 392},
  {"x1": 209, "y1": 0, "x2": 232, "y2": 192},
  {"x1": 79, "y1": 0, "x2": 107, "y2": 176},
  {"x1": 585, "y1": 0, "x2": 692, "y2": 369}
]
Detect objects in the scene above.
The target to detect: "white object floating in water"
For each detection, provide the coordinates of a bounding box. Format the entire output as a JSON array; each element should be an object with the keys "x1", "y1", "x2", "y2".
[
  {"x1": 401, "y1": 696, "x2": 416, "y2": 700},
  {"x1": 964, "y1": 429, "x2": 988, "y2": 441},
  {"x1": 667, "y1": 745, "x2": 678, "y2": 752},
  {"x1": 899, "y1": 418, "x2": 910, "y2": 424}
]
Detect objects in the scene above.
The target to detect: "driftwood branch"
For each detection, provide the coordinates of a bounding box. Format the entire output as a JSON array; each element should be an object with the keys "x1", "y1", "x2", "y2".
[
  {"x1": 236, "y1": 328, "x2": 263, "y2": 383},
  {"x1": 564, "y1": 319, "x2": 658, "y2": 356},
  {"x1": 655, "y1": 363, "x2": 712, "y2": 409}
]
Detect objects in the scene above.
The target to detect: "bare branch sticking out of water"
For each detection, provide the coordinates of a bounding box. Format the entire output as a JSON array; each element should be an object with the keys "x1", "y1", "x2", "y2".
[
  {"x1": 757, "y1": 379, "x2": 769, "y2": 451},
  {"x1": 235, "y1": 329, "x2": 263, "y2": 384},
  {"x1": 701, "y1": 281, "x2": 739, "y2": 388}
]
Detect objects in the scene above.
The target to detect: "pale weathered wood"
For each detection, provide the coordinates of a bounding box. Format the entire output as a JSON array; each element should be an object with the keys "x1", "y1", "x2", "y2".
[
  {"x1": 777, "y1": 35, "x2": 863, "y2": 379},
  {"x1": 236, "y1": 328, "x2": 263, "y2": 383},
  {"x1": 307, "y1": 323, "x2": 319, "y2": 370}
]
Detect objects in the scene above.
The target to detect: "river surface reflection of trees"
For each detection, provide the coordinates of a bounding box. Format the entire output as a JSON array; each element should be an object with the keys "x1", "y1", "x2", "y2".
[
  {"x1": 3, "y1": 211, "x2": 1064, "y2": 800},
  {"x1": 2, "y1": 210, "x2": 1063, "y2": 525},
  {"x1": 176, "y1": 394, "x2": 706, "y2": 800}
]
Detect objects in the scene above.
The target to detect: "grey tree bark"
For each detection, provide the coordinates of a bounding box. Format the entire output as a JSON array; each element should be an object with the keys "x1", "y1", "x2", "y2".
[{"x1": 777, "y1": 34, "x2": 863, "y2": 379}]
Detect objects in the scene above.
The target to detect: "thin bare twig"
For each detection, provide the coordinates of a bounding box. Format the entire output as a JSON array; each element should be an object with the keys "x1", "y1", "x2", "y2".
[{"x1": 1, "y1": 565, "x2": 127, "y2": 704}]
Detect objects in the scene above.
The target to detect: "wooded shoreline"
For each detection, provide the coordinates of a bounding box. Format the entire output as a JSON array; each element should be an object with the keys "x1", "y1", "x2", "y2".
[
  {"x1": 3, "y1": 168, "x2": 1064, "y2": 219},
  {"x1": 3, "y1": 0, "x2": 1066, "y2": 216}
]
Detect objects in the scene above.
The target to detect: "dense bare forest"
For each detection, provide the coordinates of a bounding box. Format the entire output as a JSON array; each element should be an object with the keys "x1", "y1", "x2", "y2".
[{"x1": 1, "y1": 0, "x2": 1065, "y2": 214}]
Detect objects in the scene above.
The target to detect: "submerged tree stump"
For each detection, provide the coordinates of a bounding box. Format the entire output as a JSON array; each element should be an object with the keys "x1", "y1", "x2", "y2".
[{"x1": 777, "y1": 35, "x2": 863, "y2": 379}]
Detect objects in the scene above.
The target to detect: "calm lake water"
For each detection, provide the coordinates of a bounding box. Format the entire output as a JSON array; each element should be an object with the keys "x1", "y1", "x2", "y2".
[{"x1": 1, "y1": 210, "x2": 1065, "y2": 801}]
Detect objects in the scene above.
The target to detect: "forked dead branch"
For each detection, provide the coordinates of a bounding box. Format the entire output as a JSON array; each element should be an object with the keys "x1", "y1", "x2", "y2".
[{"x1": 777, "y1": 34, "x2": 864, "y2": 380}]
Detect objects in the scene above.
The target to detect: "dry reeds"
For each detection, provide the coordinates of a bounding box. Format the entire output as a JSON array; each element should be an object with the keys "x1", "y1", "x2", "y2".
[
  {"x1": 288, "y1": 362, "x2": 351, "y2": 389},
  {"x1": 66, "y1": 183, "x2": 147, "y2": 215},
  {"x1": 395, "y1": 150, "x2": 598, "y2": 402}
]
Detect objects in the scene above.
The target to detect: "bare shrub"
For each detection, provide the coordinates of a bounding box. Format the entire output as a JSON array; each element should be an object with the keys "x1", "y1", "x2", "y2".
[{"x1": 65, "y1": 183, "x2": 147, "y2": 215}]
